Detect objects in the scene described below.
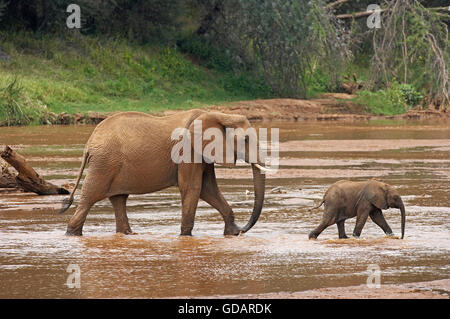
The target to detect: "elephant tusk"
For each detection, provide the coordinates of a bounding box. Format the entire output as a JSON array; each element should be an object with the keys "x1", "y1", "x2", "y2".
[{"x1": 254, "y1": 163, "x2": 273, "y2": 172}]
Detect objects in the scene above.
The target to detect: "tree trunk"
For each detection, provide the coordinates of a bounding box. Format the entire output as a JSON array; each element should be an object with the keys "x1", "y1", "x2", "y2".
[{"x1": 0, "y1": 145, "x2": 69, "y2": 195}]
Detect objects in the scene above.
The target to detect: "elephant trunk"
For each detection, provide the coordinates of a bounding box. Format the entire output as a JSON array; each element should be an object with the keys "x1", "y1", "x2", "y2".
[
  {"x1": 399, "y1": 200, "x2": 406, "y2": 239},
  {"x1": 241, "y1": 163, "x2": 266, "y2": 233}
]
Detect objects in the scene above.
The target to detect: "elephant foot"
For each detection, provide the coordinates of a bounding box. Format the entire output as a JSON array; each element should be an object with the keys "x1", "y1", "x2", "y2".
[
  {"x1": 352, "y1": 234, "x2": 360, "y2": 239},
  {"x1": 308, "y1": 231, "x2": 318, "y2": 240},
  {"x1": 224, "y1": 223, "x2": 242, "y2": 236},
  {"x1": 385, "y1": 232, "x2": 396, "y2": 238},
  {"x1": 180, "y1": 227, "x2": 193, "y2": 236},
  {"x1": 339, "y1": 234, "x2": 349, "y2": 239},
  {"x1": 116, "y1": 228, "x2": 133, "y2": 235},
  {"x1": 65, "y1": 227, "x2": 82, "y2": 236}
]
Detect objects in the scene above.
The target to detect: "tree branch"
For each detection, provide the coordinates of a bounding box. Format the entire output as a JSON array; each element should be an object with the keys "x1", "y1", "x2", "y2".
[
  {"x1": 336, "y1": 8, "x2": 386, "y2": 19},
  {"x1": 335, "y1": 6, "x2": 447, "y2": 20},
  {"x1": 1, "y1": 145, "x2": 69, "y2": 195},
  {"x1": 326, "y1": 0, "x2": 354, "y2": 9}
]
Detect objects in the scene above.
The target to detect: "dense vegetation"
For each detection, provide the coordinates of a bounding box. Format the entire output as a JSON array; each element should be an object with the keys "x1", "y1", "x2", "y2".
[
  {"x1": 0, "y1": 32, "x2": 271, "y2": 125},
  {"x1": 0, "y1": 0, "x2": 448, "y2": 125}
]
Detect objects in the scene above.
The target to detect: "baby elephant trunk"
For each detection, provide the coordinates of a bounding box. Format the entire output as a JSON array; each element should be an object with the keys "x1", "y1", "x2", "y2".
[{"x1": 399, "y1": 200, "x2": 406, "y2": 239}]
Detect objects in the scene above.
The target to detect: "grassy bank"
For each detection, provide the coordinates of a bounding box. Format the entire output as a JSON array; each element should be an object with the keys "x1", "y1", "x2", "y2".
[
  {"x1": 0, "y1": 32, "x2": 429, "y2": 126},
  {"x1": 0, "y1": 32, "x2": 271, "y2": 125}
]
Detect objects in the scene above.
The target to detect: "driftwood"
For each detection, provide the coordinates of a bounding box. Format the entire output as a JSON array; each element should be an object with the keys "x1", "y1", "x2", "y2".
[
  {"x1": 0, "y1": 160, "x2": 17, "y2": 188},
  {"x1": 0, "y1": 145, "x2": 69, "y2": 195}
]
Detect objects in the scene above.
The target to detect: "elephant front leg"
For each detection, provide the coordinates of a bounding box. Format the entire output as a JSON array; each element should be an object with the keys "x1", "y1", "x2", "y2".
[
  {"x1": 178, "y1": 164, "x2": 203, "y2": 236},
  {"x1": 352, "y1": 209, "x2": 369, "y2": 238},
  {"x1": 369, "y1": 209, "x2": 394, "y2": 236},
  {"x1": 336, "y1": 220, "x2": 348, "y2": 239},
  {"x1": 200, "y1": 165, "x2": 241, "y2": 236}
]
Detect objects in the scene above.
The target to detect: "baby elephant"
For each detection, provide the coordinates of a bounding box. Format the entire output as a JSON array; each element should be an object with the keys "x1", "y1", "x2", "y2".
[{"x1": 309, "y1": 180, "x2": 405, "y2": 239}]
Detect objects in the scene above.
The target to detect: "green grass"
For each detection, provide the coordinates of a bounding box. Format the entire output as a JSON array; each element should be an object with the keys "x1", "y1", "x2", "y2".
[
  {"x1": 0, "y1": 32, "x2": 272, "y2": 124},
  {"x1": 353, "y1": 82, "x2": 423, "y2": 115}
]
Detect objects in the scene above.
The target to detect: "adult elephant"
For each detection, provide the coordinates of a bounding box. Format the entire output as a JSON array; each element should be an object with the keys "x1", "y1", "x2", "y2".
[
  {"x1": 59, "y1": 110, "x2": 269, "y2": 236},
  {"x1": 308, "y1": 179, "x2": 406, "y2": 239}
]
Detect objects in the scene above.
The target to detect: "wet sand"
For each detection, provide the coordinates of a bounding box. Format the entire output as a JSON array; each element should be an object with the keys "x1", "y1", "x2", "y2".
[
  {"x1": 189, "y1": 279, "x2": 450, "y2": 299},
  {"x1": 0, "y1": 119, "x2": 449, "y2": 298}
]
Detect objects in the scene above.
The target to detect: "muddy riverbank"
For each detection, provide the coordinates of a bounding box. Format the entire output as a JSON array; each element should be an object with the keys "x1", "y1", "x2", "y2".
[
  {"x1": 4, "y1": 95, "x2": 448, "y2": 127},
  {"x1": 189, "y1": 279, "x2": 450, "y2": 299},
  {"x1": 0, "y1": 119, "x2": 449, "y2": 298}
]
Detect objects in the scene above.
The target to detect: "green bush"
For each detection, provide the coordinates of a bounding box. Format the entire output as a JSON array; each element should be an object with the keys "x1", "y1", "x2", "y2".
[
  {"x1": 396, "y1": 83, "x2": 423, "y2": 107},
  {"x1": 306, "y1": 68, "x2": 330, "y2": 98},
  {"x1": 354, "y1": 82, "x2": 424, "y2": 115},
  {"x1": 0, "y1": 77, "x2": 47, "y2": 125}
]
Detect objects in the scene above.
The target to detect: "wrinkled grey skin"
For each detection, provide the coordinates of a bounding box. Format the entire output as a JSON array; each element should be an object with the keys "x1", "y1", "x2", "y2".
[
  {"x1": 308, "y1": 180, "x2": 405, "y2": 239},
  {"x1": 60, "y1": 110, "x2": 266, "y2": 236}
]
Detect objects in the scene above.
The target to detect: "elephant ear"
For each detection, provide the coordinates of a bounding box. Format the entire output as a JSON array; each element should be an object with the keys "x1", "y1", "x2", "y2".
[
  {"x1": 363, "y1": 180, "x2": 388, "y2": 210},
  {"x1": 188, "y1": 112, "x2": 249, "y2": 164}
]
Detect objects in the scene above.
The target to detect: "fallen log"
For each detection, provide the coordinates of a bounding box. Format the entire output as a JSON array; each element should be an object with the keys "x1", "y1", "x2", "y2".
[
  {"x1": 0, "y1": 145, "x2": 69, "y2": 195},
  {"x1": 0, "y1": 160, "x2": 17, "y2": 188}
]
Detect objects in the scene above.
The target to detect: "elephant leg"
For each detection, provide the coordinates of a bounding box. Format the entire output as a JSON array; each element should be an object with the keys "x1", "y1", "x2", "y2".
[
  {"x1": 352, "y1": 209, "x2": 369, "y2": 238},
  {"x1": 109, "y1": 194, "x2": 132, "y2": 234},
  {"x1": 66, "y1": 199, "x2": 94, "y2": 236},
  {"x1": 200, "y1": 165, "x2": 241, "y2": 236},
  {"x1": 369, "y1": 209, "x2": 394, "y2": 236},
  {"x1": 178, "y1": 163, "x2": 203, "y2": 236},
  {"x1": 309, "y1": 209, "x2": 335, "y2": 239},
  {"x1": 337, "y1": 220, "x2": 348, "y2": 239},
  {"x1": 66, "y1": 172, "x2": 112, "y2": 236}
]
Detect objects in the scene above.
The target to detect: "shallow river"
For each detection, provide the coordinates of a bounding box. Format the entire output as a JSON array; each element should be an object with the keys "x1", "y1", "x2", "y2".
[{"x1": 0, "y1": 119, "x2": 449, "y2": 298}]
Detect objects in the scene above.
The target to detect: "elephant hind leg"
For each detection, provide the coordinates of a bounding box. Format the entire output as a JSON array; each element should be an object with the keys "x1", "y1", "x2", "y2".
[
  {"x1": 66, "y1": 199, "x2": 95, "y2": 236},
  {"x1": 309, "y1": 221, "x2": 331, "y2": 239},
  {"x1": 309, "y1": 210, "x2": 335, "y2": 239},
  {"x1": 110, "y1": 194, "x2": 132, "y2": 234},
  {"x1": 66, "y1": 171, "x2": 113, "y2": 236}
]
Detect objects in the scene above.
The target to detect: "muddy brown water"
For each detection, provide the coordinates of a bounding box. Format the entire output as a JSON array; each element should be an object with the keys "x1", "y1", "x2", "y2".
[{"x1": 0, "y1": 119, "x2": 449, "y2": 298}]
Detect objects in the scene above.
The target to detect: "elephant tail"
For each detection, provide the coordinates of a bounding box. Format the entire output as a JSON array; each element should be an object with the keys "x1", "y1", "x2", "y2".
[
  {"x1": 58, "y1": 150, "x2": 89, "y2": 214},
  {"x1": 309, "y1": 200, "x2": 325, "y2": 212}
]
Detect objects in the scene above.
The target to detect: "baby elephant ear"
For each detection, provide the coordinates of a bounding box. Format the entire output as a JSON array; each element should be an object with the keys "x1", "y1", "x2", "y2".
[{"x1": 364, "y1": 181, "x2": 388, "y2": 210}]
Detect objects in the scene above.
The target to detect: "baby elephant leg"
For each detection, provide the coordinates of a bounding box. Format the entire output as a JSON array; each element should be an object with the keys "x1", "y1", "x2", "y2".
[
  {"x1": 353, "y1": 209, "x2": 370, "y2": 238},
  {"x1": 370, "y1": 209, "x2": 394, "y2": 236},
  {"x1": 309, "y1": 209, "x2": 335, "y2": 239},
  {"x1": 336, "y1": 220, "x2": 348, "y2": 239}
]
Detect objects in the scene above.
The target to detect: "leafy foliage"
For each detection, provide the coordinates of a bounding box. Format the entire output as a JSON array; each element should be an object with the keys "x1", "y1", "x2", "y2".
[
  {"x1": 0, "y1": 0, "x2": 184, "y2": 43},
  {"x1": 0, "y1": 32, "x2": 271, "y2": 123},
  {"x1": 0, "y1": 77, "x2": 47, "y2": 125},
  {"x1": 0, "y1": 0, "x2": 448, "y2": 117},
  {"x1": 199, "y1": 0, "x2": 349, "y2": 98},
  {"x1": 369, "y1": 0, "x2": 449, "y2": 108},
  {"x1": 354, "y1": 82, "x2": 424, "y2": 115}
]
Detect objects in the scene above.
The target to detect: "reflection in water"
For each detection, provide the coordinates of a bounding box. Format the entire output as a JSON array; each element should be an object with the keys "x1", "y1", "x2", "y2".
[{"x1": 0, "y1": 120, "x2": 449, "y2": 298}]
